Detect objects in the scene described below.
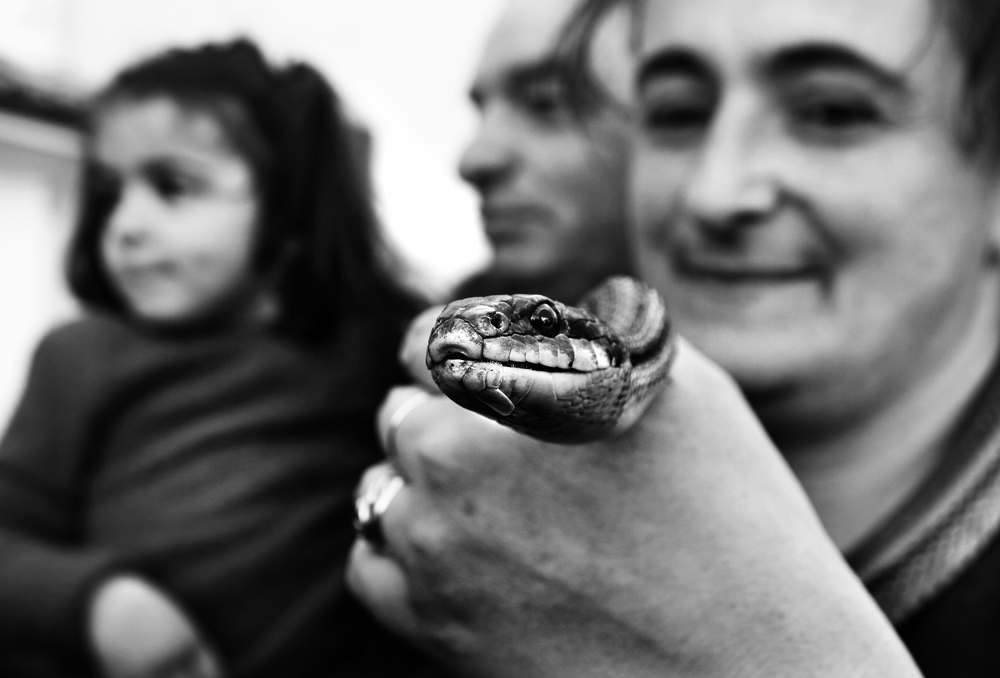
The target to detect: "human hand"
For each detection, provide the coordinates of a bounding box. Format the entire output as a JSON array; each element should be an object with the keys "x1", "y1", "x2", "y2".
[
  {"x1": 88, "y1": 575, "x2": 224, "y2": 678},
  {"x1": 397, "y1": 304, "x2": 444, "y2": 392},
  {"x1": 348, "y1": 338, "x2": 920, "y2": 677}
]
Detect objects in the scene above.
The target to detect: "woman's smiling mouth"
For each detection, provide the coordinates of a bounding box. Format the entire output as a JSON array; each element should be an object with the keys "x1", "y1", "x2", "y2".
[{"x1": 673, "y1": 252, "x2": 826, "y2": 283}]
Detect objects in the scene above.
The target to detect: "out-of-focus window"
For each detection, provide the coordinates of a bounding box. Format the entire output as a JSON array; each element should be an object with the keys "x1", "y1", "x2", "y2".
[{"x1": 0, "y1": 69, "x2": 82, "y2": 433}]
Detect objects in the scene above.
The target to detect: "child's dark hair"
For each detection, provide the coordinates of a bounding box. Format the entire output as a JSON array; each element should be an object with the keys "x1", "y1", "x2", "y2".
[{"x1": 68, "y1": 38, "x2": 423, "y2": 342}]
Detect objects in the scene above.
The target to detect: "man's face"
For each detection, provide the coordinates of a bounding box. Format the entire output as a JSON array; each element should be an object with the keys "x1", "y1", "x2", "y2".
[
  {"x1": 459, "y1": 0, "x2": 632, "y2": 301},
  {"x1": 631, "y1": 0, "x2": 1000, "y2": 426}
]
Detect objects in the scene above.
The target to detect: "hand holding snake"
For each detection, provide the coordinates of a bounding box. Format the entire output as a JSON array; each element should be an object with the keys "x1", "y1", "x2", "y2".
[{"x1": 349, "y1": 279, "x2": 918, "y2": 678}]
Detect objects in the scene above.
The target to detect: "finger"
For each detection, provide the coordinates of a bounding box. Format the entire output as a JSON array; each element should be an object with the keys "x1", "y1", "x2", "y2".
[
  {"x1": 376, "y1": 386, "x2": 443, "y2": 473},
  {"x1": 347, "y1": 538, "x2": 424, "y2": 641},
  {"x1": 354, "y1": 462, "x2": 407, "y2": 547},
  {"x1": 152, "y1": 644, "x2": 223, "y2": 678},
  {"x1": 194, "y1": 648, "x2": 224, "y2": 678},
  {"x1": 355, "y1": 462, "x2": 400, "y2": 498},
  {"x1": 398, "y1": 305, "x2": 445, "y2": 387}
]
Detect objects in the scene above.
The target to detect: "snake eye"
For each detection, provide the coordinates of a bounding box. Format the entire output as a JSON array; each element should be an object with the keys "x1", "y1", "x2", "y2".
[
  {"x1": 488, "y1": 311, "x2": 510, "y2": 332},
  {"x1": 530, "y1": 303, "x2": 560, "y2": 337}
]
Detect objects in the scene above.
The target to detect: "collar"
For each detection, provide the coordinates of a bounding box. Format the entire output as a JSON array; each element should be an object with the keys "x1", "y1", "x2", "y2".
[{"x1": 848, "y1": 350, "x2": 1000, "y2": 622}]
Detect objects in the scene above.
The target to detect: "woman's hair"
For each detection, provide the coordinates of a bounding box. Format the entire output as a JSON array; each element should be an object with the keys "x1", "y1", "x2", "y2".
[
  {"x1": 67, "y1": 38, "x2": 422, "y2": 342},
  {"x1": 558, "y1": 0, "x2": 1000, "y2": 168},
  {"x1": 935, "y1": 0, "x2": 1000, "y2": 167}
]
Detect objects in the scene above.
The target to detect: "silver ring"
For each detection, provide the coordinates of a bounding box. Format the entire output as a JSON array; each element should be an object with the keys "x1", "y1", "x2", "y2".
[
  {"x1": 383, "y1": 391, "x2": 433, "y2": 459},
  {"x1": 354, "y1": 468, "x2": 406, "y2": 546}
]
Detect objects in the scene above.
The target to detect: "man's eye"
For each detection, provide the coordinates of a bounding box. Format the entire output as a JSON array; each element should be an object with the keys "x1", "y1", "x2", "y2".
[{"x1": 517, "y1": 80, "x2": 570, "y2": 121}]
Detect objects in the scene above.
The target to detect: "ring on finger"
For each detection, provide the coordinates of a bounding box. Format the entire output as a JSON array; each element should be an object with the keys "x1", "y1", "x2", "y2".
[
  {"x1": 383, "y1": 391, "x2": 433, "y2": 459},
  {"x1": 354, "y1": 467, "x2": 406, "y2": 547}
]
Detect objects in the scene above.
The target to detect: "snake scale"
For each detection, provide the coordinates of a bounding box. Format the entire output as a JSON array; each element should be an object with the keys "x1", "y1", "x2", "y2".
[{"x1": 426, "y1": 276, "x2": 677, "y2": 443}]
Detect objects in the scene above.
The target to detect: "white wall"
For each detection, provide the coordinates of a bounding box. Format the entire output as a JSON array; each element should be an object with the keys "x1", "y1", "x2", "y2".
[{"x1": 0, "y1": 113, "x2": 81, "y2": 432}]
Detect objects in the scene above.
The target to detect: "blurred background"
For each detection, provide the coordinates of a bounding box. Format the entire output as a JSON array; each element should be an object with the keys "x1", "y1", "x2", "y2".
[{"x1": 0, "y1": 0, "x2": 501, "y2": 429}]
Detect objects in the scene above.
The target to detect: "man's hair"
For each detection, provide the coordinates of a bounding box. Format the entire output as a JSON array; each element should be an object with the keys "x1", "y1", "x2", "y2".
[
  {"x1": 68, "y1": 38, "x2": 421, "y2": 342},
  {"x1": 559, "y1": 0, "x2": 1000, "y2": 167}
]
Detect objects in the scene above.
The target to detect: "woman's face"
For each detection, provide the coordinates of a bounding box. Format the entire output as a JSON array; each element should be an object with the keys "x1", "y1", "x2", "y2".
[
  {"x1": 630, "y1": 0, "x2": 1000, "y2": 427},
  {"x1": 95, "y1": 96, "x2": 266, "y2": 328}
]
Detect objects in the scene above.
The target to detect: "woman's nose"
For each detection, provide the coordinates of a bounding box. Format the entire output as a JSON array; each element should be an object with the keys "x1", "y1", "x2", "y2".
[{"x1": 684, "y1": 98, "x2": 779, "y2": 232}]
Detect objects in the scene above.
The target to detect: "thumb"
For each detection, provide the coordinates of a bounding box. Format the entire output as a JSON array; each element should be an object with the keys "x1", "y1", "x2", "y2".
[{"x1": 399, "y1": 305, "x2": 444, "y2": 390}]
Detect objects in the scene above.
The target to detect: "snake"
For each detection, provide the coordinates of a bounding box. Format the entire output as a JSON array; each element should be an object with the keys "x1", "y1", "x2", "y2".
[{"x1": 426, "y1": 276, "x2": 676, "y2": 443}]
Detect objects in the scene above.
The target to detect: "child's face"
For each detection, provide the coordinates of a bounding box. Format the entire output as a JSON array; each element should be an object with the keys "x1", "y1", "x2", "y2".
[{"x1": 95, "y1": 96, "x2": 266, "y2": 328}]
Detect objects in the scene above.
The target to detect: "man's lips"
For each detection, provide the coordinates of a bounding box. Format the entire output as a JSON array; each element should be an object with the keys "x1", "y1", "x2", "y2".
[{"x1": 480, "y1": 204, "x2": 550, "y2": 237}]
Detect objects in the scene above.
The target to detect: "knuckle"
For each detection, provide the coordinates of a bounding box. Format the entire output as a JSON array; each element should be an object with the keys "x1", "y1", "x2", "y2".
[
  {"x1": 406, "y1": 509, "x2": 453, "y2": 561},
  {"x1": 408, "y1": 425, "x2": 469, "y2": 493}
]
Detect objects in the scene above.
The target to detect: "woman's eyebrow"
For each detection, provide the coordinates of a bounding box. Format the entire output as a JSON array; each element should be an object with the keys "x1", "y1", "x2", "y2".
[
  {"x1": 637, "y1": 49, "x2": 713, "y2": 90},
  {"x1": 764, "y1": 43, "x2": 912, "y2": 95}
]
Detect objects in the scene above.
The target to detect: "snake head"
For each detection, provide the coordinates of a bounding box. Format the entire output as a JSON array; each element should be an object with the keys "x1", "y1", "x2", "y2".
[{"x1": 425, "y1": 293, "x2": 632, "y2": 442}]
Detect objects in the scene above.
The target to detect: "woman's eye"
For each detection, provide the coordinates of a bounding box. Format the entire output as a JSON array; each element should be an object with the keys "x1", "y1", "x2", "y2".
[
  {"x1": 639, "y1": 79, "x2": 716, "y2": 145},
  {"x1": 639, "y1": 101, "x2": 713, "y2": 149},
  {"x1": 793, "y1": 100, "x2": 882, "y2": 129},
  {"x1": 783, "y1": 81, "x2": 889, "y2": 142},
  {"x1": 643, "y1": 104, "x2": 712, "y2": 133}
]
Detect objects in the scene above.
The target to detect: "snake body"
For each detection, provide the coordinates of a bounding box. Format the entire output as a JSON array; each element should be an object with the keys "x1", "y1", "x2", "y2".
[{"x1": 426, "y1": 276, "x2": 676, "y2": 443}]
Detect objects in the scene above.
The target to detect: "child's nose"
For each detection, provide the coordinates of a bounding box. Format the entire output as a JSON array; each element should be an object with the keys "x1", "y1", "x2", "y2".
[{"x1": 105, "y1": 184, "x2": 155, "y2": 245}]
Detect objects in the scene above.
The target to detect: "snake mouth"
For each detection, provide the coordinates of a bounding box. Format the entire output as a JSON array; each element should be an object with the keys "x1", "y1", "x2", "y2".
[
  {"x1": 442, "y1": 355, "x2": 573, "y2": 374},
  {"x1": 429, "y1": 318, "x2": 622, "y2": 375}
]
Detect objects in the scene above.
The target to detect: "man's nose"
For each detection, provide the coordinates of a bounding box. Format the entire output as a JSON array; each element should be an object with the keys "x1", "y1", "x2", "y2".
[
  {"x1": 458, "y1": 107, "x2": 518, "y2": 192},
  {"x1": 685, "y1": 99, "x2": 779, "y2": 232}
]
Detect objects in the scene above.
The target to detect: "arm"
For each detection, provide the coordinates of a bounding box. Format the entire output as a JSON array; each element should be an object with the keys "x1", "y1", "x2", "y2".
[
  {"x1": 0, "y1": 328, "x2": 122, "y2": 660},
  {"x1": 0, "y1": 327, "x2": 221, "y2": 677},
  {"x1": 347, "y1": 337, "x2": 921, "y2": 678}
]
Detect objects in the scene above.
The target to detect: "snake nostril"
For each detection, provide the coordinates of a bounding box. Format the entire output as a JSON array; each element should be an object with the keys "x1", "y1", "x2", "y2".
[{"x1": 489, "y1": 312, "x2": 510, "y2": 332}]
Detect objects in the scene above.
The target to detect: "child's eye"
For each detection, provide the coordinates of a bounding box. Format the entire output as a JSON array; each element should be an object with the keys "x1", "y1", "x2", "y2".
[{"x1": 144, "y1": 165, "x2": 203, "y2": 201}]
